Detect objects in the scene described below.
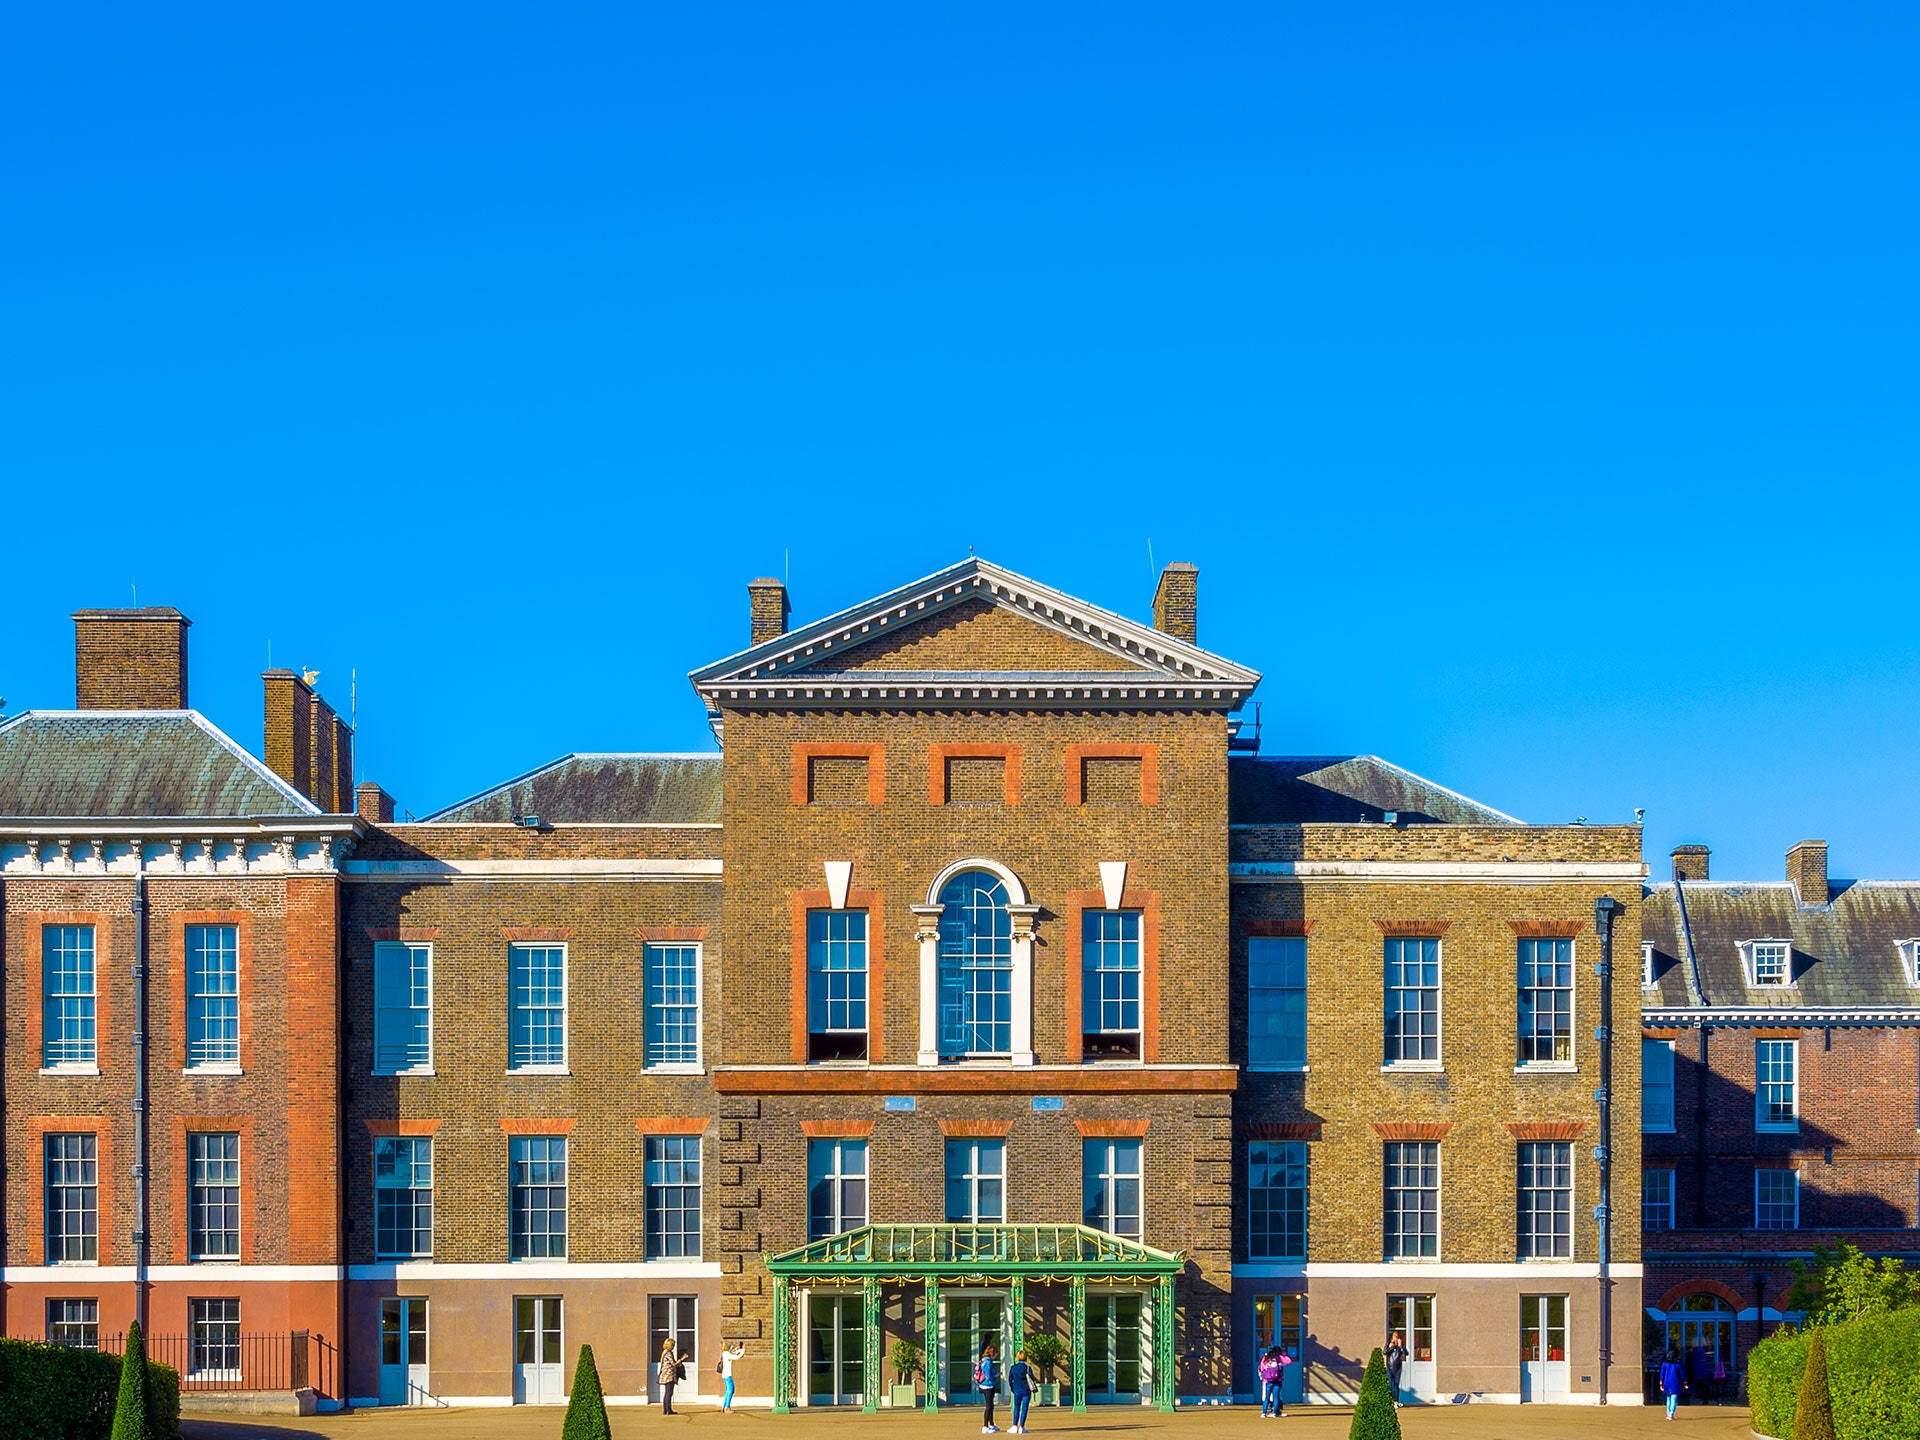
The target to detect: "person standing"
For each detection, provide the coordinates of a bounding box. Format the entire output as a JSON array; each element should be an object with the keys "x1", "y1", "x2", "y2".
[
  {"x1": 1383, "y1": 1331, "x2": 1408, "y2": 1408},
  {"x1": 976, "y1": 1342, "x2": 1001, "y2": 1434},
  {"x1": 719, "y1": 1342, "x2": 746, "y2": 1413},
  {"x1": 1257, "y1": 1346, "x2": 1283, "y2": 1418},
  {"x1": 1008, "y1": 1348, "x2": 1034, "y2": 1434},
  {"x1": 1659, "y1": 1348, "x2": 1687, "y2": 1420},
  {"x1": 659, "y1": 1339, "x2": 685, "y2": 1416}
]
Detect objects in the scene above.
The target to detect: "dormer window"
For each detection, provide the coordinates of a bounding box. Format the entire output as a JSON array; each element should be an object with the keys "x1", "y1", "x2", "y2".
[
  {"x1": 1740, "y1": 939, "x2": 1794, "y2": 988},
  {"x1": 1898, "y1": 939, "x2": 1920, "y2": 987},
  {"x1": 1641, "y1": 942, "x2": 1657, "y2": 989}
]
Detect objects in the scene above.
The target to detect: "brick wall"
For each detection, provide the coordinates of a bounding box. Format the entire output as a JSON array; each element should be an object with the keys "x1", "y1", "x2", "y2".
[{"x1": 72, "y1": 609, "x2": 190, "y2": 710}]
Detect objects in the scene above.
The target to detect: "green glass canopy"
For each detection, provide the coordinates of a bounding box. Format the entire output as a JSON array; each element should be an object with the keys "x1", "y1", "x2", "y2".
[{"x1": 762, "y1": 1224, "x2": 1184, "y2": 1414}]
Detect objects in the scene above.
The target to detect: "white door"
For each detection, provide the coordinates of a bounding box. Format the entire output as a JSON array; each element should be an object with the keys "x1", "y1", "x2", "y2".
[
  {"x1": 378, "y1": 1298, "x2": 429, "y2": 1406},
  {"x1": 1521, "y1": 1295, "x2": 1569, "y2": 1402},
  {"x1": 807, "y1": 1292, "x2": 867, "y2": 1405},
  {"x1": 941, "y1": 1294, "x2": 1008, "y2": 1403},
  {"x1": 1386, "y1": 1295, "x2": 1436, "y2": 1402},
  {"x1": 1085, "y1": 1293, "x2": 1146, "y2": 1403},
  {"x1": 649, "y1": 1294, "x2": 698, "y2": 1402},
  {"x1": 513, "y1": 1296, "x2": 564, "y2": 1405}
]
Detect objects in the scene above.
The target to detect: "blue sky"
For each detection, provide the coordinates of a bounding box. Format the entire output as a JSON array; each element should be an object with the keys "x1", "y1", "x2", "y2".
[{"x1": 3, "y1": 4, "x2": 1917, "y2": 878}]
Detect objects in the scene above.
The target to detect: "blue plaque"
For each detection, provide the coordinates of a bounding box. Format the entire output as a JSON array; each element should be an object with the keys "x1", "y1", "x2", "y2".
[
  {"x1": 1032, "y1": 1096, "x2": 1065, "y2": 1112},
  {"x1": 883, "y1": 1096, "x2": 916, "y2": 1112}
]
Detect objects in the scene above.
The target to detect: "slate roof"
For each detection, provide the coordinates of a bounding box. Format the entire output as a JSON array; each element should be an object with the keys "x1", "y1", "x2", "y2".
[
  {"x1": 423, "y1": 754, "x2": 722, "y2": 825},
  {"x1": 1230, "y1": 755, "x2": 1521, "y2": 826},
  {"x1": 1643, "y1": 880, "x2": 1920, "y2": 1011},
  {"x1": 0, "y1": 711, "x2": 319, "y2": 818}
]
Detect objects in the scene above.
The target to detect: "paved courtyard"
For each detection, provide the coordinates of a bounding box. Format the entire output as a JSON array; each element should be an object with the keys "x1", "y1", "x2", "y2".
[{"x1": 180, "y1": 1402, "x2": 1758, "y2": 1440}]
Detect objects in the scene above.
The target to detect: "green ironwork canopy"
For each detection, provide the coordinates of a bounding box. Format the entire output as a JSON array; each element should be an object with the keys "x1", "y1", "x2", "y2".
[
  {"x1": 764, "y1": 1223, "x2": 1185, "y2": 1280},
  {"x1": 763, "y1": 1225, "x2": 1184, "y2": 1415}
]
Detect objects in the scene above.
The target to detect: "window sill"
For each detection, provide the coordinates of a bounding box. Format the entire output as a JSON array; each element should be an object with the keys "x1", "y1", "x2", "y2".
[
  {"x1": 1380, "y1": 1062, "x2": 1444, "y2": 1075},
  {"x1": 643, "y1": 1064, "x2": 706, "y2": 1076},
  {"x1": 47, "y1": 1259, "x2": 100, "y2": 1268},
  {"x1": 1755, "y1": 1125, "x2": 1800, "y2": 1135},
  {"x1": 188, "y1": 1258, "x2": 242, "y2": 1266},
  {"x1": 1514, "y1": 1062, "x2": 1577, "y2": 1075},
  {"x1": 505, "y1": 1066, "x2": 571, "y2": 1077},
  {"x1": 376, "y1": 1254, "x2": 434, "y2": 1262},
  {"x1": 39, "y1": 1065, "x2": 101, "y2": 1078},
  {"x1": 1246, "y1": 1064, "x2": 1309, "y2": 1074},
  {"x1": 1642, "y1": 1125, "x2": 1676, "y2": 1135},
  {"x1": 190, "y1": 1371, "x2": 243, "y2": 1383},
  {"x1": 372, "y1": 1068, "x2": 436, "y2": 1079},
  {"x1": 182, "y1": 1064, "x2": 243, "y2": 1077}
]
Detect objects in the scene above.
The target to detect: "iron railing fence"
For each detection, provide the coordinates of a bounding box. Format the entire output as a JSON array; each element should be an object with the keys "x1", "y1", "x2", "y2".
[{"x1": 97, "y1": 1329, "x2": 338, "y2": 1398}]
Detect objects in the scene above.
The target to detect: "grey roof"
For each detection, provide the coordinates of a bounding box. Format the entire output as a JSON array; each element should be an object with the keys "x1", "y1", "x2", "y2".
[
  {"x1": 1230, "y1": 755, "x2": 1521, "y2": 826},
  {"x1": 1643, "y1": 880, "x2": 1920, "y2": 1011},
  {"x1": 423, "y1": 754, "x2": 722, "y2": 825},
  {"x1": 0, "y1": 711, "x2": 318, "y2": 818}
]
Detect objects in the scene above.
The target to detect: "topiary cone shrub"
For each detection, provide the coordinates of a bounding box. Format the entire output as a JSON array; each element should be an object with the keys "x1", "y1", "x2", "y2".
[
  {"x1": 562, "y1": 1343, "x2": 612, "y2": 1440},
  {"x1": 109, "y1": 1320, "x2": 152, "y2": 1440},
  {"x1": 1349, "y1": 1346, "x2": 1402, "y2": 1440},
  {"x1": 1792, "y1": 1329, "x2": 1837, "y2": 1440}
]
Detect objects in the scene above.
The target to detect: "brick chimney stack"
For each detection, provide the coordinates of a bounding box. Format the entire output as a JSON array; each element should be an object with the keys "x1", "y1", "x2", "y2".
[
  {"x1": 1152, "y1": 563, "x2": 1199, "y2": 645},
  {"x1": 72, "y1": 608, "x2": 191, "y2": 709},
  {"x1": 1671, "y1": 844, "x2": 1710, "y2": 882},
  {"x1": 356, "y1": 781, "x2": 396, "y2": 824},
  {"x1": 1788, "y1": 840, "x2": 1828, "y2": 906},
  {"x1": 263, "y1": 669, "x2": 355, "y2": 813},
  {"x1": 748, "y1": 578, "x2": 789, "y2": 645}
]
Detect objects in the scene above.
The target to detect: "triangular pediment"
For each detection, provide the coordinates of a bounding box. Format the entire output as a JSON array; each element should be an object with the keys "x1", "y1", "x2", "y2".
[{"x1": 689, "y1": 558, "x2": 1260, "y2": 711}]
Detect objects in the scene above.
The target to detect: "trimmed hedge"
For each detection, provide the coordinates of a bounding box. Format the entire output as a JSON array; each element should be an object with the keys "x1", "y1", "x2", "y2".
[
  {"x1": 1749, "y1": 1308, "x2": 1919, "y2": 1440},
  {"x1": 0, "y1": 1337, "x2": 179, "y2": 1440}
]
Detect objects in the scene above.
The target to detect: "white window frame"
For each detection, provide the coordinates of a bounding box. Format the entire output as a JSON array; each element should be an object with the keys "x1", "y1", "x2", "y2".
[
  {"x1": 184, "y1": 923, "x2": 241, "y2": 1072},
  {"x1": 1516, "y1": 1141, "x2": 1573, "y2": 1260},
  {"x1": 372, "y1": 941, "x2": 434, "y2": 1076},
  {"x1": 944, "y1": 1138, "x2": 1007, "y2": 1224},
  {"x1": 1247, "y1": 1139, "x2": 1308, "y2": 1260},
  {"x1": 1383, "y1": 937, "x2": 1443, "y2": 1072},
  {"x1": 41, "y1": 924, "x2": 98, "y2": 1072},
  {"x1": 1248, "y1": 936, "x2": 1307, "y2": 1072},
  {"x1": 806, "y1": 1138, "x2": 869, "y2": 1239},
  {"x1": 1081, "y1": 1137, "x2": 1143, "y2": 1240},
  {"x1": 188, "y1": 1297, "x2": 243, "y2": 1381},
  {"x1": 373, "y1": 1135, "x2": 434, "y2": 1259},
  {"x1": 1898, "y1": 940, "x2": 1920, "y2": 988},
  {"x1": 643, "y1": 941, "x2": 703, "y2": 1071},
  {"x1": 1641, "y1": 1038, "x2": 1676, "y2": 1133},
  {"x1": 1754, "y1": 1168, "x2": 1799, "y2": 1230},
  {"x1": 1755, "y1": 1038, "x2": 1799, "y2": 1133},
  {"x1": 1516, "y1": 936, "x2": 1576, "y2": 1070},
  {"x1": 507, "y1": 943, "x2": 569, "y2": 1073},
  {"x1": 1642, "y1": 1168, "x2": 1675, "y2": 1231},
  {"x1": 1642, "y1": 942, "x2": 1657, "y2": 989},
  {"x1": 1739, "y1": 939, "x2": 1794, "y2": 988}
]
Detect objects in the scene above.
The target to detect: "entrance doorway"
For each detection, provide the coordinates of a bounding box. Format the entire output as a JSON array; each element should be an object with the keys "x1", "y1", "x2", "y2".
[
  {"x1": 1520, "y1": 1294, "x2": 1569, "y2": 1402},
  {"x1": 378, "y1": 1298, "x2": 428, "y2": 1406},
  {"x1": 1085, "y1": 1293, "x2": 1145, "y2": 1402},
  {"x1": 512, "y1": 1297, "x2": 563, "y2": 1405},
  {"x1": 1252, "y1": 1294, "x2": 1306, "y2": 1405},
  {"x1": 807, "y1": 1293, "x2": 866, "y2": 1406},
  {"x1": 1665, "y1": 1293, "x2": 1734, "y2": 1397},
  {"x1": 649, "y1": 1295, "x2": 698, "y2": 1403},
  {"x1": 1386, "y1": 1295, "x2": 1436, "y2": 1403},
  {"x1": 942, "y1": 1294, "x2": 1006, "y2": 1402}
]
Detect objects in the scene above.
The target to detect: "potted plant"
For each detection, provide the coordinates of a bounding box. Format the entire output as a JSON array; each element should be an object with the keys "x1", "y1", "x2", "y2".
[
  {"x1": 889, "y1": 1341, "x2": 924, "y2": 1409},
  {"x1": 1023, "y1": 1332, "x2": 1067, "y2": 1407}
]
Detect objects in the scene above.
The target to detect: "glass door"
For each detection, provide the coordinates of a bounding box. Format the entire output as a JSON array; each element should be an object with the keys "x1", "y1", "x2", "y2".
[
  {"x1": 808, "y1": 1292, "x2": 866, "y2": 1406},
  {"x1": 1520, "y1": 1294, "x2": 1568, "y2": 1402},
  {"x1": 943, "y1": 1294, "x2": 1006, "y2": 1402},
  {"x1": 649, "y1": 1295, "x2": 698, "y2": 1402},
  {"x1": 512, "y1": 1297, "x2": 563, "y2": 1405},
  {"x1": 1085, "y1": 1293, "x2": 1144, "y2": 1402},
  {"x1": 378, "y1": 1298, "x2": 429, "y2": 1406},
  {"x1": 1386, "y1": 1295, "x2": 1436, "y2": 1402},
  {"x1": 1665, "y1": 1295, "x2": 1734, "y2": 1398}
]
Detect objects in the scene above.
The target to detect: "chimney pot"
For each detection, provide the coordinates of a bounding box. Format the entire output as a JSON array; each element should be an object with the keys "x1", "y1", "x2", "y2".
[
  {"x1": 72, "y1": 608, "x2": 191, "y2": 710},
  {"x1": 748, "y1": 578, "x2": 790, "y2": 645},
  {"x1": 356, "y1": 781, "x2": 395, "y2": 824},
  {"x1": 1787, "y1": 840, "x2": 1828, "y2": 906},
  {"x1": 1671, "y1": 844, "x2": 1710, "y2": 882},
  {"x1": 1151, "y1": 562, "x2": 1199, "y2": 645}
]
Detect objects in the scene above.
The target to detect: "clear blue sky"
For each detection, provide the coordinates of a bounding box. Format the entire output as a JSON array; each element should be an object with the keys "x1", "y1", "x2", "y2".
[{"x1": 4, "y1": 4, "x2": 1917, "y2": 879}]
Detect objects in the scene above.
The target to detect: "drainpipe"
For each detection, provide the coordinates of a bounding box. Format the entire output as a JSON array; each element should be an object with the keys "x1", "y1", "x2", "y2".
[
  {"x1": 131, "y1": 865, "x2": 151, "y2": 1333},
  {"x1": 1594, "y1": 895, "x2": 1621, "y2": 1406}
]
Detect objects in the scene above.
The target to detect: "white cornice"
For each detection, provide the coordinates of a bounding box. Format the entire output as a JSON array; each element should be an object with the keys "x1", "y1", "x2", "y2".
[
  {"x1": 343, "y1": 857, "x2": 722, "y2": 881},
  {"x1": 0, "y1": 824, "x2": 357, "y2": 877},
  {"x1": 1231, "y1": 861, "x2": 1645, "y2": 881},
  {"x1": 1643, "y1": 1007, "x2": 1920, "y2": 1026}
]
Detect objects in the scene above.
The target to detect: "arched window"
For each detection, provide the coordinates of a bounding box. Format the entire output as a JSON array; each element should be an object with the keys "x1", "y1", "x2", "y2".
[{"x1": 936, "y1": 870, "x2": 1012, "y2": 1057}]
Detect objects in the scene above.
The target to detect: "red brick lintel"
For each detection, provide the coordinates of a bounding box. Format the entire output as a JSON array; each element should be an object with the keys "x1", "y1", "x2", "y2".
[
  {"x1": 502, "y1": 927, "x2": 572, "y2": 943},
  {"x1": 638, "y1": 927, "x2": 709, "y2": 943},
  {"x1": 1239, "y1": 1121, "x2": 1322, "y2": 1142},
  {"x1": 635, "y1": 1117, "x2": 711, "y2": 1135},
  {"x1": 365, "y1": 1119, "x2": 441, "y2": 1137},
  {"x1": 365, "y1": 927, "x2": 439, "y2": 943},
  {"x1": 1371, "y1": 1121, "x2": 1454, "y2": 1142},
  {"x1": 1374, "y1": 920, "x2": 1451, "y2": 937},
  {"x1": 1073, "y1": 1118, "x2": 1150, "y2": 1137},
  {"x1": 799, "y1": 1120, "x2": 876, "y2": 1139},
  {"x1": 941, "y1": 1119, "x2": 1015, "y2": 1137},
  {"x1": 500, "y1": 1117, "x2": 577, "y2": 1135},
  {"x1": 1242, "y1": 919, "x2": 1315, "y2": 938},
  {"x1": 1509, "y1": 920, "x2": 1584, "y2": 938},
  {"x1": 1504, "y1": 1120, "x2": 1589, "y2": 1142}
]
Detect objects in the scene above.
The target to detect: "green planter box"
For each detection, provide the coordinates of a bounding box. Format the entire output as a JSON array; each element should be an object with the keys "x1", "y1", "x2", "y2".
[
  {"x1": 889, "y1": 1384, "x2": 918, "y2": 1409},
  {"x1": 1037, "y1": 1383, "x2": 1060, "y2": 1407}
]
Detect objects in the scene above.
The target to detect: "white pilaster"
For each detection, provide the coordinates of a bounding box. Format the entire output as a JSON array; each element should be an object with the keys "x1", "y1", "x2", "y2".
[
  {"x1": 1009, "y1": 904, "x2": 1040, "y2": 1066},
  {"x1": 911, "y1": 904, "x2": 944, "y2": 1065}
]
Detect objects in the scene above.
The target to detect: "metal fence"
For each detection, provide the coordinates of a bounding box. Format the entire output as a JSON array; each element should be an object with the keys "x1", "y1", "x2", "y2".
[{"x1": 100, "y1": 1330, "x2": 338, "y2": 1398}]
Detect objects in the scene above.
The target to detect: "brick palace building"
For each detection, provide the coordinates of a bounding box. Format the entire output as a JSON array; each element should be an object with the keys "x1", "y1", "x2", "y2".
[{"x1": 3, "y1": 556, "x2": 1744, "y2": 1410}]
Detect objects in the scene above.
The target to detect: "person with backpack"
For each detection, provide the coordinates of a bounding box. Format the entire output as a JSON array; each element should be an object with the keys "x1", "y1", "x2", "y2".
[
  {"x1": 717, "y1": 1342, "x2": 745, "y2": 1413},
  {"x1": 1008, "y1": 1348, "x2": 1034, "y2": 1433},
  {"x1": 975, "y1": 1342, "x2": 1001, "y2": 1434},
  {"x1": 1257, "y1": 1345, "x2": 1287, "y2": 1417}
]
